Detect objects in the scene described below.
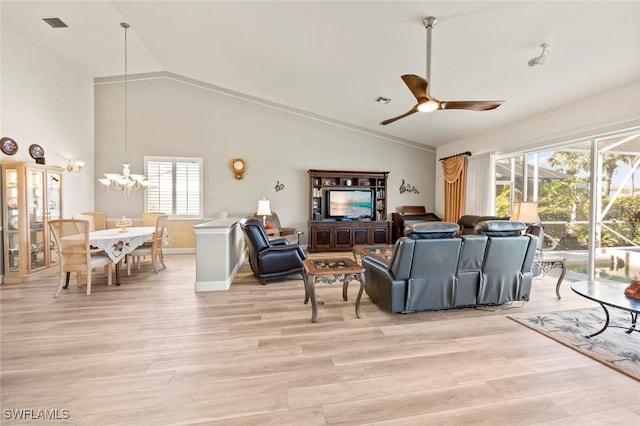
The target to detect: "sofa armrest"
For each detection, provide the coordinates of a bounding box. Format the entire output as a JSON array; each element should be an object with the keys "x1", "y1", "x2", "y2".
[
  {"x1": 257, "y1": 245, "x2": 307, "y2": 274},
  {"x1": 362, "y1": 256, "x2": 406, "y2": 313},
  {"x1": 363, "y1": 254, "x2": 390, "y2": 269},
  {"x1": 269, "y1": 238, "x2": 290, "y2": 246}
]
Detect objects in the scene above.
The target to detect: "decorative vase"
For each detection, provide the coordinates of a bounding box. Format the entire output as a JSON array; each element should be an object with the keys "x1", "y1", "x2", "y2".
[{"x1": 115, "y1": 215, "x2": 133, "y2": 233}]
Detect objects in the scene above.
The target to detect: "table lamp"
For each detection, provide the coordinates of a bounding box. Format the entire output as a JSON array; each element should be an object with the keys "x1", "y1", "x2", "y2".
[
  {"x1": 257, "y1": 198, "x2": 271, "y2": 226},
  {"x1": 510, "y1": 201, "x2": 540, "y2": 224}
]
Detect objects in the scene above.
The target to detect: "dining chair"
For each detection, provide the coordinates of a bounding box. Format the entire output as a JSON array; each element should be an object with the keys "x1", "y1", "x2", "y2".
[
  {"x1": 142, "y1": 212, "x2": 167, "y2": 227},
  {"x1": 80, "y1": 211, "x2": 107, "y2": 231},
  {"x1": 127, "y1": 214, "x2": 168, "y2": 275},
  {"x1": 49, "y1": 219, "x2": 113, "y2": 297},
  {"x1": 73, "y1": 214, "x2": 95, "y2": 232},
  {"x1": 74, "y1": 214, "x2": 111, "y2": 277}
]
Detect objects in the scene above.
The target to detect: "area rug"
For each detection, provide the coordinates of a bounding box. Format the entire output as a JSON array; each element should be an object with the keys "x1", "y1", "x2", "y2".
[{"x1": 509, "y1": 308, "x2": 640, "y2": 381}]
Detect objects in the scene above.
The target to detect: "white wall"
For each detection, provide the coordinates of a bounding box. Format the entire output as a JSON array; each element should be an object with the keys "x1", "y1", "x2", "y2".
[
  {"x1": 93, "y1": 73, "x2": 437, "y2": 244},
  {"x1": 1, "y1": 23, "x2": 95, "y2": 217},
  {"x1": 434, "y1": 80, "x2": 640, "y2": 217}
]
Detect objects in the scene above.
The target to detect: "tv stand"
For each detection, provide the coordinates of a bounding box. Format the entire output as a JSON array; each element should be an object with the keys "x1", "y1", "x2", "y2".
[{"x1": 307, "y1": 169, "x2": 390, "y2": 252}]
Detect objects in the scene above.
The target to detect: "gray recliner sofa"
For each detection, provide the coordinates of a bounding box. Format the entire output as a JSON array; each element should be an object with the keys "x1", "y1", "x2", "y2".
[
  {"x1": 362, "y1": 221, "x2": 538, "y2": 313},
  {"x1": 457, "y1": 214, "x2": 509, "y2": 235}
]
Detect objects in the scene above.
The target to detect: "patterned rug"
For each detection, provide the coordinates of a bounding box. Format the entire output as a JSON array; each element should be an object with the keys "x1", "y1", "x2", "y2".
[{"x1": 509, "y1": 308, "x2": 640, "y2": 381}]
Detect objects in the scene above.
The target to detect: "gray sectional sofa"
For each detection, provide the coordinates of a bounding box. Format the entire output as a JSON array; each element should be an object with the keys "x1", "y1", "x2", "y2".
[
  {"x1": 362, "y1": 221, "x2": 538, "y2": 313},
  {"x1": 457, "y1": 214, "x2": 509, "y2": 235}
]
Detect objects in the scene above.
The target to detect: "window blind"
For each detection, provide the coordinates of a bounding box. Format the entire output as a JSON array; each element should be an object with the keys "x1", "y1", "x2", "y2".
[{"x1": 145, "y1": 156, "x2": 203, "y2": 218}]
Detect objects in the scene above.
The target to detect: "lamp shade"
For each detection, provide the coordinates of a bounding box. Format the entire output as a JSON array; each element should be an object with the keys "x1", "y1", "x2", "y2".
[
  {"x1": 511, "y1": 202, "x2": 540, "y2": 224},
  {"x1": 257, "y1": 198, "x2": 271, "y2": 217}
]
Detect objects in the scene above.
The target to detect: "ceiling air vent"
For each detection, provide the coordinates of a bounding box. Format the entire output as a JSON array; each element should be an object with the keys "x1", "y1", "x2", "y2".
[{"x1": 42, "y1": 17, "x2": 68, "y2": 28}]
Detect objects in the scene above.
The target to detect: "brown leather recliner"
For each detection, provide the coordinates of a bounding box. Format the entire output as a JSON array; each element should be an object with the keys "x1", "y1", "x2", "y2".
[
  {"x1": 239, "y1": 217, "x2": 307, "y2": 284},
  {"x1": 391, "y1": 206, "x2": 441, "y2": 242}
]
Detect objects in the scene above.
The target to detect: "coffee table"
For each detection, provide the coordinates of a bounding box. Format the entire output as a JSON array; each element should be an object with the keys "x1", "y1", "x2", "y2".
[
  {"x1": 302, "y1": 258, "x2": 365, "y2": 323},
  {"x1": 352, "y1": 244, "x2": 395, "y2": 263},
  {"x1": 571, "y1": 280, "x2": 640, "y2": 338}
]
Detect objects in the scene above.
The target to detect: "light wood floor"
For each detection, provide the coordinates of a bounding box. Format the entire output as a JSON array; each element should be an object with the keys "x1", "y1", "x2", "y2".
[{"x1": 1, "y1": 254, "x2": 639, "y2": 425}]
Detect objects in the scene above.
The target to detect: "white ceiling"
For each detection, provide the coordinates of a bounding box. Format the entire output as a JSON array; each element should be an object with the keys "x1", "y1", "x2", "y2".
[{"x1": 3, "y1": 1, "x2": 640, "y2": 148}]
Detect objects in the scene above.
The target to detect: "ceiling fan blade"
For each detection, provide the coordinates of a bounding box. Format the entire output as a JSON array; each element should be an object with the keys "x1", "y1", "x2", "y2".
[
  {"x1": 379, "y1": 106, "x2": 419, "y2": 125},
  {"x1": 440, "y1": 101, "x2": 503, "y2": 111},
  {"x1": 401, "y1": 74, "x2": 429, "y2": 101}
]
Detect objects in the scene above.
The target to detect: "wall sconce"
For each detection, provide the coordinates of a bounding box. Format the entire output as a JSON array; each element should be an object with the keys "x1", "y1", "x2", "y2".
[
  {"x1": 66, "y1": 160, "x2": 85, "y2": 173},
  {"x1": 275, "y1": 180, "x2": 285, "y2": 192}
]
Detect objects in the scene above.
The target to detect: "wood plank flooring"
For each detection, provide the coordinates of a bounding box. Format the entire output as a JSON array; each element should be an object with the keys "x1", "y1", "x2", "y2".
[{"x1": 1, "y1": 254, "x2": 639, "y2": 425}]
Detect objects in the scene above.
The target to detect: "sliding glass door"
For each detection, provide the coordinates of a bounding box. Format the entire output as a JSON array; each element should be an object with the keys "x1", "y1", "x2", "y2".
[{"x1": 495, "y1": 127, "x2": 640, "y2": 282}]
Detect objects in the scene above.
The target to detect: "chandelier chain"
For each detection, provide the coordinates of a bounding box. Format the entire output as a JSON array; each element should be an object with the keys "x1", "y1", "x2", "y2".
[
  {"x1": 98, "y1": 22, "x2": 148, "y2": 195},
  {"x1": 123, "y1": 21, "x2": 128, "y2": 163}
]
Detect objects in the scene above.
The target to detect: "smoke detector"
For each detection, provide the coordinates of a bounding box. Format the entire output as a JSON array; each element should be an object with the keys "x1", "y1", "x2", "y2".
[{"x1": 528, "y1": 43, "x2": 549, "y2": 67}]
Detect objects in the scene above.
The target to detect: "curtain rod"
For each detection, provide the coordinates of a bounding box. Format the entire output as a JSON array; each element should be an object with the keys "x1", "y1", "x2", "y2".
[{"x1": 439, "y1": 151, "x2": 472, "y2": 161}]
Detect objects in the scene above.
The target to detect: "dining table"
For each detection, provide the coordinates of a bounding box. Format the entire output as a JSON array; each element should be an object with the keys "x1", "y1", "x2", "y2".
[{"x1": 87, "y1": 226, "x2": 156, "y2": 285}]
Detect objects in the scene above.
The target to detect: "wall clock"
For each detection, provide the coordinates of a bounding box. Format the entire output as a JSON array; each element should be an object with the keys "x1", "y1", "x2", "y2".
[
  {"x1": 29, "y1": 144, "x2": 45, "y2": 160},
  {"x1": 231, "y1": 158, "x2": 246, "y2": 180},
  {"x1": 1, "y1": 137, "x2": 18, "y2": 155}
]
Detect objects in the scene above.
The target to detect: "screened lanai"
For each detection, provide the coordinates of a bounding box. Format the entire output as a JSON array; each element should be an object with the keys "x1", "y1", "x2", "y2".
[{"x1": 495, "y1": 127, "x2": 640, "y2": 283}]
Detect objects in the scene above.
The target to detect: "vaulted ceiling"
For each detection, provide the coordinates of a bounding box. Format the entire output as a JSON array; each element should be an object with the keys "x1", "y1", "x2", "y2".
[{"x1": 3, "y1": 1, "x2": 640, "y2": 147}]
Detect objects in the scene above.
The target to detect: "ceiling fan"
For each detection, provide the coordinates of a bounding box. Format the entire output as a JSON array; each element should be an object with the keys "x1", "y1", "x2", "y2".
[{"x1": 380, "y1": 16, "x2": 504, "y2": 126}]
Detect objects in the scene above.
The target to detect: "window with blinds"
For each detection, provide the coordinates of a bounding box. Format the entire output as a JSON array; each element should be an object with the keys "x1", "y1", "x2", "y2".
[{"x1": 144, "y1": 156, "x2": 203, "y2": 219}]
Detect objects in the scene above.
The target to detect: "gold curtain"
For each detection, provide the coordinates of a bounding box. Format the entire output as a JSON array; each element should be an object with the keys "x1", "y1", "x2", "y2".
[{"x1": 442, "y1": 156, "x2": 468, "y2": 222}]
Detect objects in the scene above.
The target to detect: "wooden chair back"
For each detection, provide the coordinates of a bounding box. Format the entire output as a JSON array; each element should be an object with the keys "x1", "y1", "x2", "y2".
[
  {"x1": 73, "y1": 214, "x2": 95, "y2": 232},
  {"x1": 80, "y1": 211, "x2": 107, "y2": 231},
  {"x1": 49, "y1": 219, "x2": 112, "y2": 296},
  {"x1": 50, "y1": 219, "x2": 91, "y2": 272},
  {"x1": 142, "y1": 212, "x2": 167, "y2": 227}
]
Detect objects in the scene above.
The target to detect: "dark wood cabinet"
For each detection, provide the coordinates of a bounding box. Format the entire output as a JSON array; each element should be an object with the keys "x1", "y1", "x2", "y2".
[
  {"x1": 308, "y1": 220, "x2": 392, "y2": 252},
  {"x1": 307, "y1": 169, "x2": 391, "y2": 252}
]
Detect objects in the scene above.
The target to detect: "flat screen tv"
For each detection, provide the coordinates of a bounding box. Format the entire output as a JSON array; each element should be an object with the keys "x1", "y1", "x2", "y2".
[{"x1": 326, "y1": 189, "x2": 373, "y2": 219}]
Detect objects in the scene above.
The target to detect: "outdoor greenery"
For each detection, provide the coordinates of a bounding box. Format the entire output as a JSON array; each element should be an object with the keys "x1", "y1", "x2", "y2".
[{"x1": 497, "y1": 150, "x2": 640, "y2": 251}]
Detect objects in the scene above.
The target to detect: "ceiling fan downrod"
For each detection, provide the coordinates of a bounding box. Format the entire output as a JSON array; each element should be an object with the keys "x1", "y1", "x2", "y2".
[{"x1": 424, "y1": 16, "x2": 437, "y2": 83}]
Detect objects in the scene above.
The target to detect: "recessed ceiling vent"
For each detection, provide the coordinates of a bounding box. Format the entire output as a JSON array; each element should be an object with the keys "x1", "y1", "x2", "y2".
[{"x1": 42, "y1": 17, "x2": 68, "y2": 28}]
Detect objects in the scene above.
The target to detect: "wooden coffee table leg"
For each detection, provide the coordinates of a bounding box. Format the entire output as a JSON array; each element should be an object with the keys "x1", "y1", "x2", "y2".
[
  {"x1": 342, "y1": 274, "x2": 350, "y2": 302},
  {"x1": 307, "y1": 275, "x2": 319, "y2": 323},
  {"x1": 355, "y1": 272, "x2": 366, "y2": 319},
  {"x1": 303, "y1": 272, "x2": 310, "y2": 305}
]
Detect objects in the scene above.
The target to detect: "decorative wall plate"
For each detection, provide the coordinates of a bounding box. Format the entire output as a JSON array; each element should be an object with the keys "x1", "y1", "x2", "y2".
[
  {"x1": 1, "y1": 137, "x2": 18, "y2": 155},
  {"x1": 8, "y1": 197, "x2": 18, "y2": 209},
  {"x1": 9, "y1": 215, "x2": 19, "y2": 230},
  {"x1": 29, "y1": 144, "x2": 45, "y2": 159}
]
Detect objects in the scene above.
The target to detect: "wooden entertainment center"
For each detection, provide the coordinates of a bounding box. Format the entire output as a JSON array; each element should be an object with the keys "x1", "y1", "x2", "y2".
[{"x1": 307, "y1": 169, "x2": 391, "y2": 252}]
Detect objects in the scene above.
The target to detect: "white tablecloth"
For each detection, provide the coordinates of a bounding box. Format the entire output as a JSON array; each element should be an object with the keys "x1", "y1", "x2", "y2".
[{"x1": 88, "y1": 227, "x2": 156, "y2": 263}]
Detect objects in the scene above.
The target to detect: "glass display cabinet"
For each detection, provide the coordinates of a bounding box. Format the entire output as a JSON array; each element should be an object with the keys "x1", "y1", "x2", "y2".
[{"x1": 1, "y1": 162, "x2": 63, "y2": 283}]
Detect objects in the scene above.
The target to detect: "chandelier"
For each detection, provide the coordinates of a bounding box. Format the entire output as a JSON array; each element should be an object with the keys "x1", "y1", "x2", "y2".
[{"x1": 99, "y1": 22, "x2": 149, "y2": 195}]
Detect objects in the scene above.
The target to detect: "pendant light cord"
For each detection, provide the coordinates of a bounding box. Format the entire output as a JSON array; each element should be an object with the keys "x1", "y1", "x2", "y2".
[{"x1": 121, "y1": 22, "x2": 130, "y2": 164}]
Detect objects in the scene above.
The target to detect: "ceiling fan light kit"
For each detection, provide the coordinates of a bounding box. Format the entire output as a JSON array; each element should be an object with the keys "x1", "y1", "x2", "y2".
[
  {"x1": 380, "y1": 16, "x2": 504, "y2": 125},
  {"x1": 417, "y1": 99, "x2": 439, "y2": 112}
]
